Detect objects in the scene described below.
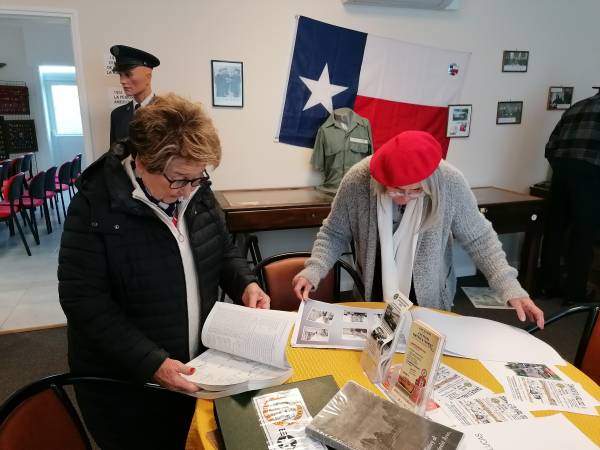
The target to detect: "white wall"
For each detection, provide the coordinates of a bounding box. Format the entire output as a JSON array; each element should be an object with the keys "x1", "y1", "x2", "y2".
[
  {"x1": 0, "y1": 16, "x2": 77, "y2": 171},
  {"x1": 3, "y1": 0, "x2": 599, "y2": 272}
]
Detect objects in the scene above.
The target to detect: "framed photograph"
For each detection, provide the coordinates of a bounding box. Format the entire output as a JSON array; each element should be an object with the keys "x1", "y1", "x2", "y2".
[
  {"x1": 446, "y1": 104, "x2": 472, "y2": 138},
  {"x1": 496, "y1": 101, "x2": 523, "y2": 125},
  {"x1": 502, "y1": 50, "x2": 529, "y2": 72},
  {"x1": 211, "y1": 60, "x2": 243, "y2": 107},
  {"x1": 547, "y1": 86, "x2": 574, "y2": 110}
]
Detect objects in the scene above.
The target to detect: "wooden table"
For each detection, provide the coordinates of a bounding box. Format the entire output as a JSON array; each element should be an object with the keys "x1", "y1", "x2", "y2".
[
  {"x1": 215, "y1": 186, "x2": 545, "y2": 293},
  {"x1": 186, "y1": 303, "x2": 600, "y2": 450}
]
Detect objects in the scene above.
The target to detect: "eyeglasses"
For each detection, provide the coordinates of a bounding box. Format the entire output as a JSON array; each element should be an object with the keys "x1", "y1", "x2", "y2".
[
  {"x1": 163, "y1": 170, "x2": 210, "y2": 189},
  {"x1": 387, "y1": 188, "x2": 424, "y2": 199}
]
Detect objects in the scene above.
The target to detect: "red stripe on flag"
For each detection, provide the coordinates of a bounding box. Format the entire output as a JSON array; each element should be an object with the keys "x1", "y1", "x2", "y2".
[{"x1": 354, "y1": 96, "x2": 450, "y2": 157}]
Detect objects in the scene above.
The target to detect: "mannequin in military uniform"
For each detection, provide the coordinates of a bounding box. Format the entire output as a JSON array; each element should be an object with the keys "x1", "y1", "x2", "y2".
[{"x1": 109, "y1": 45, "x2": 160, "y2": 144}]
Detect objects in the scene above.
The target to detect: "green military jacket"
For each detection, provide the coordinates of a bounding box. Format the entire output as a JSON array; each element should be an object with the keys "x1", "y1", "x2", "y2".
[{"x1": 311, "y1": 108, "x2": 373, "y2": 194}]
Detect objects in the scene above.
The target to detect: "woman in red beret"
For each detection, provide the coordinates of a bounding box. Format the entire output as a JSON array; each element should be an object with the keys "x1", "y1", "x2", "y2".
[{"x1": 293, "y1": 131, "x2": 544, "y2": 328}]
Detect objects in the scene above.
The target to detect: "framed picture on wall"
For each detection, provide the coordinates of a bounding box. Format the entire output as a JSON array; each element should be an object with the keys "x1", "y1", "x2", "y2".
[
  {"x1": 502, "y1": 50, "x2": 529, "y2": 72},
  {"x1": 496, "y1": 101, "x2": 523, "y2": 124},
  {"x1": 211, "y1": 60, "x2": 243, "y2": 107},
  {"x1": 547, "y1": 86, "x2": 574, "y2": 110},
  {"x1": 446, "y1": 104, "x2": 472, "y2": 138}
]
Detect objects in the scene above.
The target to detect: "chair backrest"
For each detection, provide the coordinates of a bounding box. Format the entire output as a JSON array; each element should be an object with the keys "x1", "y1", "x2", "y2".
[
  {"x1": 21, "y1": 153, "x2": 33, "y2": 177},
  {"x1": 26, "y1": 171, "x2": 46, "y2": 200},
  {"x1": 526, "y1": 303, "x2": 600, "y2": 384},
  {"x1": 57, "y1": 161, "x2": 72, "y2": 186},
  {"x1": 254, "y1": 252, "x2": 364, "y2": 311},
  {"x1": 0, "y1": 161, "x2": 11, "y2": 185},
  {"x1": 44, "y1": 166, "x2": 58, "y2": 192},
  {"x1": 69, "y1": 155, "x2": 80, "y2": 180},
  {"x1": 9, "y1": 157, "x2": 23, "y2": 177},
  {"x1": 3, "y1": 173, "x2": 24, "y2": 206},
  {"x1": 0, "y1": 373, "x2": 166, "y2": 450}
]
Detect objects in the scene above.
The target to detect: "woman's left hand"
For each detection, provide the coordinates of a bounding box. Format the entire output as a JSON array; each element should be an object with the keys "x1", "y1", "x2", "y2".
[
  {"x1": 508, "y1": 297, "x2": 544, "y2": 329},
  {"x1": 242, "y1": 282, "x2": 271, "y2": 309}
]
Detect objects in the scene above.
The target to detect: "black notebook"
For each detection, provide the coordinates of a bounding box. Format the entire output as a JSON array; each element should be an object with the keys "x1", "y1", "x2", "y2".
[
  {"x1": 214, "y1": 375, "x2": 339, "y2": 450},
  {"x1": 306, "y1": 381, "x2": 464, "y2": 450}
]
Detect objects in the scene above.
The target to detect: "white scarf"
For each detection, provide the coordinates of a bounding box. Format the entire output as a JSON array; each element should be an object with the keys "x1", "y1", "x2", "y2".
[{"x1": 377, "y1": 192, "x2": 423, "y2": 302}]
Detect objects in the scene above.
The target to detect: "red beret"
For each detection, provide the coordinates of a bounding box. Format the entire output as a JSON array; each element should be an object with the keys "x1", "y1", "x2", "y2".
[{"x1": 370, "y1": 131, "x2": 442, "y2": 187}]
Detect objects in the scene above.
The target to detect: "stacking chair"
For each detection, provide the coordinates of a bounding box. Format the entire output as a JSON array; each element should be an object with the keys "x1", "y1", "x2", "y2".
[
  {"x1": 20, "y1": 153, "x2": 34, "y2": 179},
  {"x1": 44, "y1": 166, "x2": 61, "y2": 225},
  {"x1": 21, "y1": 171, "x2": 50, "y2": 240},
  {"x1": 526, "y1": 303, "x2": 600, "y2": 384},
  {"x1": 0, "y1": 173, "x2": 32, "y2": 256},
  {"x1": 0, "y1": 161, "x2": 10, "y2": 200},
  {"x1": 0, "y1": 373, "x2": 167, "y2": 450},
  {"x1": 8, "y1": 157, "x2": 23, "y2": 177},
  {"x1": 68, "y1": 154, "x2": 82, "y2": 197},
  {"x1": 254, "y1": 251, "x2": 365, "y2": 311},
  {"x1": 55, "y1": 161, "x2": 72, "y2": 219}
]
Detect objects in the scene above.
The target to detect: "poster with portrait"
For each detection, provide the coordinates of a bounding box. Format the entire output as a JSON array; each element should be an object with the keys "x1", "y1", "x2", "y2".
[
  {"x1": 211, "y1": 60, "x2": 243, "y2": 107},
  {"x1": 547, "y1": 86, "x2": 574, "y2": 110}
]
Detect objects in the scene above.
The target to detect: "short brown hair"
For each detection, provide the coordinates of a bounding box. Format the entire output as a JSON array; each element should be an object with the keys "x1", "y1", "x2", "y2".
[{"x1": 128, "y1": 93, "x2": 221, "y2": 172}]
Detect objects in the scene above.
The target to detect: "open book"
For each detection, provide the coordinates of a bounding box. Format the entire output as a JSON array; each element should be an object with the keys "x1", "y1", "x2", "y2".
[{"x1": 182, "y1": 302, "x2": 297, "y2": 399}]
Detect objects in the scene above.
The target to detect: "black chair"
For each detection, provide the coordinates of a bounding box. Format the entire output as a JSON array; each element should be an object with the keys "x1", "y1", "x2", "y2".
[
  {"x1": 21, "y1": 171, "x2": 49, "y2": 240},
  {"x1": 20, "y1": 153, "x2": 34, "y2": 179},
  {"x1": 0, "y1": 160, "x2": 10, "y2": 200},
  {"x1": 526, "y1": 303, "x2": 600, "y2": 384},
  {"x1": 0, "y1": 373, "x2": 166, "y2": 450},
  {"x1": 68, "y1": 153, "x2": 82, "y2": 197},
  {"x1": 44, "y1": 166, "x2": 61, "y2": 225},
  {"x1": 254, "y1": 251, "x2": 365, "y2": 311},
  {"x1": 0, "y1": 173, "x2": 32, "y2": 256},
  {"x1": 55, "y1": 161, "x2": 72, "y2": 219},
  {"x1": 8, "y1": 157, "x2": 23, "y2": 177}
]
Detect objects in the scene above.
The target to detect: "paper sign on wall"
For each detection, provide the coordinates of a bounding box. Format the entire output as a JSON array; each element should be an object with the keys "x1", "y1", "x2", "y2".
[
  {"x1": 109, "y1": 88, "x2": 131, "y2": 110},
  {"x1": 104, "y1": 53, "x2": 116, "y2": 76}
]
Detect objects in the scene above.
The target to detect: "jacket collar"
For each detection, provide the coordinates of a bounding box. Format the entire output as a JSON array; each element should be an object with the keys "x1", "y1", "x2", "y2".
[{"x1": 321, "y1": 108, "x2": 368, "y2": 133}]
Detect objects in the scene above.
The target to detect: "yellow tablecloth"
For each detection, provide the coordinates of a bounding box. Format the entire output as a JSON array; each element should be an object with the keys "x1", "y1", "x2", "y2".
[{"x1": 186, "y1": 303, "x2": 600, "y2": 450}]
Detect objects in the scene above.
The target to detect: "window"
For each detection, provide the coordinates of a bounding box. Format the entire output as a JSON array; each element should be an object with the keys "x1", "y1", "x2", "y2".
[{"x1": 39, "y1": 66, "x2": 83, "y2": 136}]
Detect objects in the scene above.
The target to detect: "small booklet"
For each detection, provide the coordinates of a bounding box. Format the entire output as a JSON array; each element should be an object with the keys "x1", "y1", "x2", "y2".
[
  {"x1": 383, "y1": 319, "x2": 445, "y2": 416},
  {"x1": 462, "y1": 286, "x2": 514, "y2": 309},
  {"x1": 306, "y1": 381, "x2": 464, "y2": 450},
  {"x1": 182, "y1": 302, "x2": 296, "y2": 399},
  {"x1": 360, "y1": 291, "x2": 413, "y2": 383}
]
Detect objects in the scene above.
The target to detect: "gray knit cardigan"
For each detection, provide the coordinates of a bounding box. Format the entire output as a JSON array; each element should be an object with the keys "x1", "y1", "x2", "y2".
[{"x1": 298, "y1": 157, "x2": 528, "y2": 310}]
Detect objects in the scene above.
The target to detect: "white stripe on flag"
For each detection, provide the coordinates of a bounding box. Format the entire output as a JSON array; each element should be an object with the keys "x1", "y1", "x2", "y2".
[{"x1": 358, "y1": 35, "x2": 471, "y2": 107}]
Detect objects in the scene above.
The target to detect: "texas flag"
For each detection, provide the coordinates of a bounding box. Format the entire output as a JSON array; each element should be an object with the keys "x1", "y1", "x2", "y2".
[{"x1": 276, "y1": 16, "x2": 471, "y2": 156}]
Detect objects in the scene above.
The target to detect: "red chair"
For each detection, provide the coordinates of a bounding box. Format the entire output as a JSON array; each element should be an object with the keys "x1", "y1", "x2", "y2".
[
  {"x1": 0, "y1": 173, "x2": 32, "y2": 256},
  {"x1": 44, "y1": 166, "x2": 61, "y2": 225},
  {"x1": 22, "y1": 171, "x2": 49, "y2": 241},
  {"x1": 55, "y1": 162, "x2": 72, "y2": 220},
  {"x1": 68, "y1": 154, "x2": 82, "y2": 198}
]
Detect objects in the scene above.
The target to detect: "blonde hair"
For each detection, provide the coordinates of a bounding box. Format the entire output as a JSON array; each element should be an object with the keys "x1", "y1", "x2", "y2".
[{"x1": 128, "y1": 93, "x2": 221, "y2": 172}]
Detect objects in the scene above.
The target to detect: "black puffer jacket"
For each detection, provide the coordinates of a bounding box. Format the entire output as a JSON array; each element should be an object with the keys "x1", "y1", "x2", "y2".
[{"x1": 58, "y1": 148, "x2": 255, "y2": 382}]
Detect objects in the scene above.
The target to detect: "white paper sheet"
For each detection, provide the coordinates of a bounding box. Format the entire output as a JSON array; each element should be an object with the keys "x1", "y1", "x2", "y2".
[
  {"x1": 481, "y1": 360, "x2": 599, "y2": 416},
  {"x1": 437, "y1": 394, "x2": 532, "y2": 427},
  {"x1": 433, "y1": 364, "x2": 493, "y2": 402},
  {"x1": 462, "y1": 414, "x2": 598, "y2": 450},
  {"x1": 411, "y1": 308, "x2": 565, "y2": 365}
]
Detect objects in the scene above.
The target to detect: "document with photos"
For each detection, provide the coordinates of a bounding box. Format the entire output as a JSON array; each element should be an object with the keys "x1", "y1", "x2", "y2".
[
  {"x1": 432, "y1": 364, "x2": 493, "y2": 402},
  {"x1": 182, "y1": 302, "x2": 296, "y2": 399},
  {"x1": 436, "y1": 394, "x2": 533, "y2": 427},
  {"x1": 481, "y1": 360, "x2": 600, "y2": 415},
  {"x1": 383, "y1": 319, "x2": 445, "y2": 415},
  {"x1": 461, "y1": 286, "x2": 514, "y2": 309},
  {"x1": 291, "y1": 299, "x2": 385, "y2": 350},
  {"x1": 360, "y1": 292, "x2": 413, "y2": 383}
]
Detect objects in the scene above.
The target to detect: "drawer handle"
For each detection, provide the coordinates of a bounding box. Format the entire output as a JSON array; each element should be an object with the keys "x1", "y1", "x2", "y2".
[
  {"x1": 531, "y1": 214, "x2": 537, "y2": 221},
  {"x1": 311, "y1": 213, "x2": 316, "y2": 218},
  {"x1": 479, "y1": 207, "x2": 488, "y2": 214}
]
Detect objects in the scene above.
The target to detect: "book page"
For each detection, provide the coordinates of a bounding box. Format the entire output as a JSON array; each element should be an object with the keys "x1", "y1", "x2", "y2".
[{"x1": 201, "y1": 302, "x2": 296, "y2": 369}]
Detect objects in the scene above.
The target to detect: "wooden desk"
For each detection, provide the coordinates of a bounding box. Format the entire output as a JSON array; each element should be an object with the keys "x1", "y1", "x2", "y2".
[
  {"x1": 215, "y1": 186, "x2": 545, "y2": 293},
  {"x1": 186, "y1": 303, "x2": 600, "y2": 450}
]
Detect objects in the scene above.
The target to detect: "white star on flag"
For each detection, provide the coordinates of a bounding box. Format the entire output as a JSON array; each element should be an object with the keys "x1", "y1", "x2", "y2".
[{"x1": 299, "y1": 64, "x2": 348, "y2": 114}]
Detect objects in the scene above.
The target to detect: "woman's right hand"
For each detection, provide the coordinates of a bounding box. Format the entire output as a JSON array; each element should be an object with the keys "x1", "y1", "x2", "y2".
[
  {"x1": 152, "y1": 358, "x2": 199, "y2": 393},
  {"x1": 292, "y1": 275, "x2": 314, "y2": 301}
]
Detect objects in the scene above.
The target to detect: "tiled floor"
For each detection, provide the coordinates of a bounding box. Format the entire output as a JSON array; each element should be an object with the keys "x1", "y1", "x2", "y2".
[{"x1": 0, "y1": 197, "x2": 70, "y2": 334}]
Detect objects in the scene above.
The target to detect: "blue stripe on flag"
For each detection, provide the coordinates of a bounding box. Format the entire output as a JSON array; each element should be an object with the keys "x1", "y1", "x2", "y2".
[{"x1": 278, "y1": 16, "x2": 367, "y2": 148}]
